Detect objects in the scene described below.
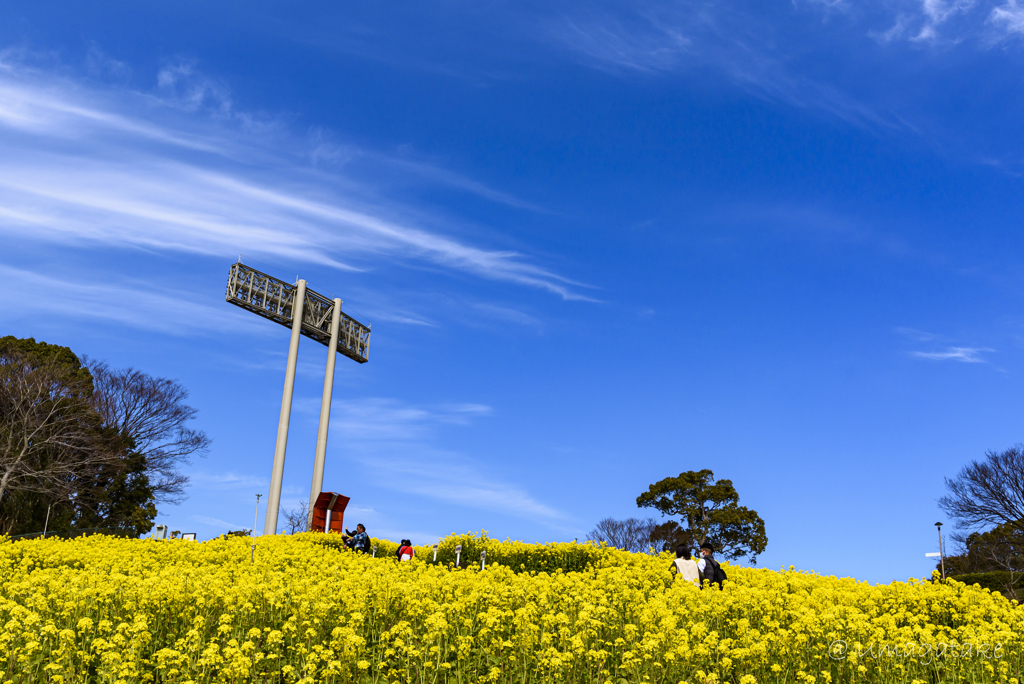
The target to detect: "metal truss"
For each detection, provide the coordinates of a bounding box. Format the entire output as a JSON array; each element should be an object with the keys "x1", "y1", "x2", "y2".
[{"x1": 225, "y1": 262, "x2": 370, "y2": 363}]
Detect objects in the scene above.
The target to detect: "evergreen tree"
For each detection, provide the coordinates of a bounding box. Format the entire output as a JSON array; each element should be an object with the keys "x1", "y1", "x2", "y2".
[
  {"x1": 637, "y1": 469, "x2": 767, "y2": 563},
  {"x1": 0, "y1": 336, "x2": 159, "y2": 537}
]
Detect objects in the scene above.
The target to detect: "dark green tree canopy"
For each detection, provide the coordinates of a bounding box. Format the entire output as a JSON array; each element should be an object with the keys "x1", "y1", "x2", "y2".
[
  {"x1": 0, "y1": 335, "x2": 93, "y2": 390},
  {"x1": 0, "y1": 336, "x2": 172, "y2": 537},
  {"x1": 942, "y1": 521, "x2": 1024, "y2": 600},
  {"x1": 944, "y1": 521, "x2": 1024, "y2": 574},
  {"x1": 637, "y1": 469, "x2": 767, "y2": 563}
]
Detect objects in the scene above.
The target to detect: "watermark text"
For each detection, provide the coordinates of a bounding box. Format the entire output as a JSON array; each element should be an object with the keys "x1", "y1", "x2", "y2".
[{"x1": 829, "y1": 639, "x2": 1003, "y2": 663}]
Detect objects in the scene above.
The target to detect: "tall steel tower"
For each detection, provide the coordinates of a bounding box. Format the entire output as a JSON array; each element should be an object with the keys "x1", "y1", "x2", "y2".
[{"x1": 225, "y1": 261, "x2": 371, "y2": 535}]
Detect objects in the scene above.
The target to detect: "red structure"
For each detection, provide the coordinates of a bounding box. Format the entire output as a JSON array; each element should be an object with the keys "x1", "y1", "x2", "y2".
[{"x1": 311, "y1": 492, "x2": 350, "y2": 533}]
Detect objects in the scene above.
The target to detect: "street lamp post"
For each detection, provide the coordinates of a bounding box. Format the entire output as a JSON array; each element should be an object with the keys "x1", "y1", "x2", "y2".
[
  {"x1": 935, "y1": 522, "x2": 946, "y2": 580},
  {"x1": 251, "y1": 494, "x2": 262, "y2": 564}
]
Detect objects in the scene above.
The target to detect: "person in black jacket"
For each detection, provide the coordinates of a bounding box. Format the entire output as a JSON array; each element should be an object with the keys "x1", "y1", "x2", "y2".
[{"x1": 697, "y1": 542, "x2": 726, "y2": 589}]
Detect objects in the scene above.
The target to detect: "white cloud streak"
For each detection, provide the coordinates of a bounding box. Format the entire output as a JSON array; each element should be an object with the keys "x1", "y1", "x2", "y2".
[
  {"x1": 551, "y1": 0, "x2": 1024, "y2": 127},
  {"x1": 0, "y1": 57, "x2": 588, "y2": 300},
  {"x1": 989, "y1": 0, "x2": 1024, "y2": 34},
  {"x1": 328, "y1": 398, "x2": 494, "y2": 441},
  {"x1": 364, "y1": 452, "x2": 565, "y2": 521},
  {"x1": 559, "y1": 14, "x2": 692, "y2": 74},
  {"x1": 895, "y1": 327, "x2": 939, "y2": 342},
  {"x1": 0, "y1": 263, "x2": 263, "y2": 337},
  {"x1": 550, "y1": 3, "x2": 908, "y2": 131},
  {"x1": 327, "y1": 397, "x2": 564, "y2": 524},
  {"x1": 190, "y1": 515, "x2": 246, "y2": 530},
  {"x1": 191, "y1": 472, "x2": 269, "y2": 490},
  {"x1": 912, "y1": 0, "x2": 977, "y2": 40},
  {"x1": 910, "y1": 346, "x2": 993, "y2": 362}
]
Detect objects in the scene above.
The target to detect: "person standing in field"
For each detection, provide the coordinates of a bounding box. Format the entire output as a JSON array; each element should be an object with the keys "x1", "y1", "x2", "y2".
[
  {"x1": 670, "y1": 545, "x2": 701, "y2": 586},
  {"x1": 396, "y1": 539, "x2": 415, "y2": 561},
  {"x1": 697, "y1": 541, "x2": 727, "y2": 589}
]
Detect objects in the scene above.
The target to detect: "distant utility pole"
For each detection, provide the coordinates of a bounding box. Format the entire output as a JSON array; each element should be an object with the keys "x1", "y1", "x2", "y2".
[
  {"x1": 225, "y1": 261, "x2": 371, "y2": 536},
  {"x1": 935, "y1": 522, "x2": 946, "y2": 580}
]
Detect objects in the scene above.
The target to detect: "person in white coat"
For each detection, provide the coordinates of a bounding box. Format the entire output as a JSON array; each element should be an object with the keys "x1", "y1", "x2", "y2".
[{"x1": 670, "y1": 545, "x2": 701, "y2": 586}]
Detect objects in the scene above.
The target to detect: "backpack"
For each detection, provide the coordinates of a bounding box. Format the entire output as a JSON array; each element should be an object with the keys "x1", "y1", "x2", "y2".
[{"x1": 703, "y1": 557, "x2": 727, "y2": 587}]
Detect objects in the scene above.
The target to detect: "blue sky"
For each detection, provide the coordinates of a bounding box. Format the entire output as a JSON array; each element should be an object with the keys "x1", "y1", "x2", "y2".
[{"x1": 2, "y1": 0, "x2": 1024, "y2": 583}]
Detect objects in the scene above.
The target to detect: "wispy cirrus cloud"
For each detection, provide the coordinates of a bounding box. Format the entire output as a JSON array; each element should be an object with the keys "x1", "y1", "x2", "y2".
[
  {"x1": 0, "y1": 263, "x2": 264, "y2": 337},
  {"x1": 325, "y1": 398, "x2": 494, "y2": 441},
  {"x1": 910, "y1": 346, "x2": 994, "y2": 362},
  {"x1": 826, "y1": 0, "x2": 1024, "y2": 44},
  {"x1": 191, "y1": 472, "x2": 269, "y2": 490},
  {"x1": 989, "y1": 0, "x2": 1024, "y2": 35},
  {"x1": 896, "y1": 328, "x2": 994, "y2": 364},
  {"x1": 549, "y1": 2, "x2": 909, "y2": 131},
  {"x1": 548, "y1": 0, "x2": 1024, "y2": 141},
  {"x1": 324, "y1": 397, "x2": 565, "y2": 524},
  {"x1": 558, "y1": 12, "x2": 693, "y2": 74},
  {"x1": 0, "y1": 54, "x2": 589, "y2": 300},
  {"x1": 191, "y1": 514, "x2": 246, "y2": 530},
  {"x1": 361, "y1": 449, "x2": 565, "y2": 522},
  {"x1": 912, "y1": 0, "x2": 978, "y2": 41},
  {"x1": 895, "y1": 327, "x2": 939, "y2": 342}
]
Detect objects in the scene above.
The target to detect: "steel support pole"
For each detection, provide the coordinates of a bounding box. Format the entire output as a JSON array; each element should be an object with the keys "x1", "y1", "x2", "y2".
[
  {"x1": 937, "y1": 524, "x2": 946, "y2": 580},
  {"x1": 308, "y1": 298, "x2": 342, "y2": 529},
  {"x1": 264, "y1": 279, "x2": 306, "y2": 536}
]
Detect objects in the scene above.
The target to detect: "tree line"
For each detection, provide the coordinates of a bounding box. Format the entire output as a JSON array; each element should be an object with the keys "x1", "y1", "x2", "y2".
[
  {"x1": 0, "y1": 336, "x2": 208, "y2": 537},
  {"x1": 939, "y1": 444, "x2": 1024, "y2": 599},
  {"x1": 586, "y1": 446, "x2": 1024, "y2": 596}
]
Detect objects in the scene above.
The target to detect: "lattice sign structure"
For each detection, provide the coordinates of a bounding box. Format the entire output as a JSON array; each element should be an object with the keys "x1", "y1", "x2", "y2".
[
  {"x1": 226, "y1": 262, "x2": 370, "y2": 363},
  {"x1": 225, "y1": 261, "x2": 371, "y2": 535}
]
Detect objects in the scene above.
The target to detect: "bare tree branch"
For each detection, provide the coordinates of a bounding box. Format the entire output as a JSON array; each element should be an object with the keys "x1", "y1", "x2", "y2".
[
  {"x1": 282, "y1": 500, "x2": 309, "y2": 535},
  {"x1": 586, "y1": 517, "x2": 658, "y2": 553},
  {"x1": 939, "y1": 445, "x2": 1024, "y2": 534},
  {"x1": 84, "y1": 359, "x2": 210, "y2": 504},
  {"x1": 0, "y1": 347, "x2": 118, "y2": 533}
]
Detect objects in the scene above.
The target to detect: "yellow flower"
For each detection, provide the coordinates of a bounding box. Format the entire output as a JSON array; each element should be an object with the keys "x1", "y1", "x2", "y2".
[{"x1": 0, "y1": 531, "x2": 1019, "y2": 683}]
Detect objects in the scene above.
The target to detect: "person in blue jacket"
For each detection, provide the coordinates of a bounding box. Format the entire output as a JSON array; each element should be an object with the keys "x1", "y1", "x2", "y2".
[{"x1": 344, "y1": 524, "x2": 370, "y2": 553}]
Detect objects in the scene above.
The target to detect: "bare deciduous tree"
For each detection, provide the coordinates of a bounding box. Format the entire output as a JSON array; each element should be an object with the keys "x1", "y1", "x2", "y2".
[
  {"x1": 85, "y1": 360, "x2": 210, "y2": 504},
  {"x1": 282, "y1": 500, "x2": 309, "y2": 535},
  {"x1": 0, "y1": 348, "x2": 115, "y2": 530},
  {"x1": 586, "y1": 517, "x2": 658, "y2": 553},
  {"x1": 939, "y1": 445, "x2": 1024, "y2": 534}
]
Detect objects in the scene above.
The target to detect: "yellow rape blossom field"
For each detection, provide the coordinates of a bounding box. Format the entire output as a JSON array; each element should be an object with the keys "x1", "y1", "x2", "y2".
[{"x1": 2, "y1": 533, "x2": 1022, "y2": 684}]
